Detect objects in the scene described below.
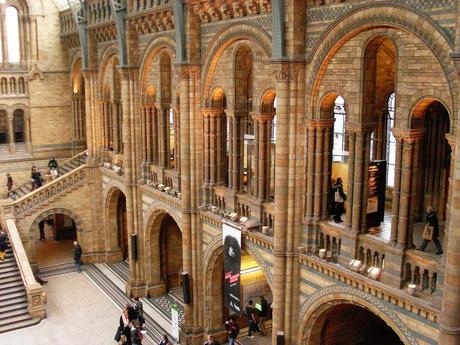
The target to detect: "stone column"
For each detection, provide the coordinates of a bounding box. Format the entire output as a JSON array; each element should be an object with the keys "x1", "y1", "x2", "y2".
[
  {"x1": 152, "y1": 107, "x2": 159, "y2": 164},
  {"x1": 390, "y1": 135, "x2": 403, "y2": 244},
  {"x1": 158, "y1": 104, "x2": 168, "y2": 167},
  {"x1": 7, "y1": 114, "x2": 15, "y2": 154},
  {"x1": 82, "y1": 70, "x2": 99, "y2": 162},
  {"x1": 24, "y1": 112, "x2": 31, "y2": 152},
  {"x1": 112, "y1": 100, "x2": 120, "y2": 153},
  {"x1": 304, "y1": 119, "x2": 334, "y2": 250}
]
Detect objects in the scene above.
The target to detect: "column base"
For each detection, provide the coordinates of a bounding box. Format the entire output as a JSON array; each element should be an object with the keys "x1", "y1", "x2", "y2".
[
  {"x1": 126, "y1": 279, "x2": 147, "y2": 298},
  {"x1": 380, "y1": 246, "x2": 404, "y2": 289},
  {"x1": 147, "y1": 282, "x2": 166, "y2": 297},
  {"x1": 180, "y1": 325, "x2": 205, "y2": 345}
]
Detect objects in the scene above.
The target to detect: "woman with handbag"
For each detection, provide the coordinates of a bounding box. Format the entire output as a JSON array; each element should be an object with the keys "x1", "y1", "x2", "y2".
[{"x1": 419, "y1": 206, "x2": 443, "y2": 255}]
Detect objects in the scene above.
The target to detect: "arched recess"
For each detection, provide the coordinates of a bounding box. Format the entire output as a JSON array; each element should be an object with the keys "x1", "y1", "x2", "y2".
[
  {"x1": 105, "y1": 186, "x2": 128, "y2": 260},
  {"x1": 70, "y1": 58, "x2": 86, "y2": 147},
  {"x1": 409, "y1": 98, "x2": 451, "y2": 226},
  {"x1": 202, "y1": 24, "x2": 272, "y2": 105},
  {"x1": 297, "y1": 285, "x2": 419, "y2": 345},
  {"x1": 305, "y1": 5, "x2": 457, "y2": 122},
  {"x1": 143, "y1": 206, "x2": 183, "y2": 296},
  {"x1": 28, "y1": 207, "x2": 85, "y2": 267},
  {"x1": 12, "y1": 108, "x2": 24, "y2": 142},
  {"x1": 203, "y1": 234, "x2": 273, "y2": 332}
]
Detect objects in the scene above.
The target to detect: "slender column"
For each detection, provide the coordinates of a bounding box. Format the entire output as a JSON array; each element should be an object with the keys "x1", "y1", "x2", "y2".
[
  {"x1": 152, "y1": 108, "x2": 158, "y2": 164},
  {"x1": 253, "y1": 119, "x2": 260, "y2": 197},
  {"x1": 209, "y1": 113, "x2": 216, "y2": 184},
  {"x1": 313, "y1": 127, "x2": 324, "y2": 221},
  {"x1": 7, "y1": 114, "x2": 14, "y2": 153},
  {"x1": 141, "y1": 106, "x2": 146, "y2": 162},
  {"x1": 158, "y1": 105, "x2": 168, "y2": 167},
  {"x1": 231, "y1": 115, "x2": 239, "y2": 192},
  {"x1": 345, "y1": 132, "x2": 356, "y2": 228},
  {"x1": 112, "y1": 100, "x2": 120, "y2": 153},
  {"x1": 1, "y1": 9, "x2": 8, "y2": 65},
  {"x1": 227, "y1": 117, "x2": 233, "y2": 190},
  {"x1": 321, "y1": 126, "x2": 332, "y2": 220},
  {"x1": 390, "y1": 135, "x2": 403, "y2": 243},
  {"x1": 202, "y1": 110, "x2": 210, "y2": 185},
  {"x1": 265, "y1": 119, "x2": 272, "y2": 198},
  {"x1": 24, "y1": 113, "x2": 31, "y2": 152},
  {"x1": 351, "y1": 129, "x2": 366, "y2": 234},
  {"x1": 216, "y1": 113, "x2": 223, "y2": 184}
]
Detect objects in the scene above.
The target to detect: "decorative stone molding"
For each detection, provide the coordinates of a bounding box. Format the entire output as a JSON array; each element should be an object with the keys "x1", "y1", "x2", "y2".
[
  {"x1": 298, "y1": 285, "x2": 420, "y2": 345},
  {"x1": 12, "y1": 166, "x2": 87, "y2": 217},
  {"x1": 298, "y1": 253, "x2": 439, "y2": 323},
  {"x1": 192, "y1": 1, "x2": 272, "y2": 23}
]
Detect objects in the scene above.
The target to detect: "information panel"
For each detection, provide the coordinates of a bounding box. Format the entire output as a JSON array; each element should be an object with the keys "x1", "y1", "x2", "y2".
[
  {"x1": 223, "y1": 223, "x2": 242, "y2": 314},
  {"x1": 367, "y1": 160, "x2": 386, "y2": 227}
]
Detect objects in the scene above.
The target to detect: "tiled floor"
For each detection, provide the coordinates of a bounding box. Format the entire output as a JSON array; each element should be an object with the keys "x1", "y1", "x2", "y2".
[
  {"x1": 0, "y1": 272, "x2": 153, "y2": 345},
  {"x1": 33, "y1": 223, "x2": 74, "y2": 267}
]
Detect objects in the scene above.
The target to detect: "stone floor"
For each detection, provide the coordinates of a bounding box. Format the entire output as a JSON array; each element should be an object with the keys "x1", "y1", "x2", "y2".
[
  {"x1": 34, "y1": 222, "x2": 74, "y2": 267},
  {"x1": 0, "y1": 272, "x2": 153, "y2": 345}
]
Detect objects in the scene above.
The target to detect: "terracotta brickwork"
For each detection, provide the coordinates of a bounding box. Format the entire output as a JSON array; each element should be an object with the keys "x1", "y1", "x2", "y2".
[{"x1": 5, "y1": 1, "x2": 460, "y2": 345}]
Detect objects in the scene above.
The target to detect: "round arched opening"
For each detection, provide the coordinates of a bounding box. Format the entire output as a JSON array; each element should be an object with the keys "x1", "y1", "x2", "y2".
[
  {"x1": 159, "y1": 214, "x2": 183, "y2": 291},
  {"x1": 309, "y1": 304, "x2": 403, "y2": 345},
  {"x1": 205, "y1": 246, "x2": 273, "y2": 338},
  {"x1": 33, "y1": 212, "x2": 78, "y2": 268}
]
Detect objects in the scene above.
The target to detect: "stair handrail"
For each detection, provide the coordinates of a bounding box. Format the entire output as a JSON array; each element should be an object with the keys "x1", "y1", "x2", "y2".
[
  {"x1": 2, "y1": 217, "x2": 46, "y2": 319},
  {"x1": 4, "y1": 150, "x2": 88, "y2": 200},
  {"x1": 9, "y1": 164, "x2": 87, "y2": 216}
]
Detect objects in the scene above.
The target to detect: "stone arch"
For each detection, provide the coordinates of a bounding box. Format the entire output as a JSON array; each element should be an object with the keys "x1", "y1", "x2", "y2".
[
  {"x1": 29, "y1": 207, "x2": 85, "y2": 241},
  {"x1": 202, "y1": 24, "x2": 271, "y2": 105},
  {"x1": 10, "y1": 103, "x2": 27, "y2": 113},
  {"x1": 210, "y1": 86, "x2": 227, "y2": 109},
  {"x1": 97, "y1": 45, "x2": 119, "y2": 88},
  {"x1": 259, "y1": 88, "x2": 276, "y2": 114},
  {"x1": 306, "y1": 5, "x2": 457, "y2": 123},
  {"x1": 408, "y1": 94, "x2": 453, "y2": 131},
  {"x1": 203, "y1": 234, "x2": 273, "y2": 331},
  {"x1": 143, "y1": 205, "x2": 182, "y2": 294},
  {"x1": 297, "y1": 285, "x2": 419, "y2": 345},
  {"x1": 104, "y1": 185, "x2": 128, "y2": 257},
  {"x1": 317, "y1": 90, "x2": 349, "y2": 120}
]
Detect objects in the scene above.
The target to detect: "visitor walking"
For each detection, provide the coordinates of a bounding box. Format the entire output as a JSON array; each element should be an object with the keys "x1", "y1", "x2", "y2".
[
  {"x1": 225, "y1": 317, "x2": 239, "y2": 345},
  {"x1": 332, "y1": 177, "x2": 347, "y2": 223},
  {"x1": 258, "y1": 296, "x2": 268, "y2": 335},
  {"x1": 38, "y1": 220, "x2": 46, "y2": 240},
  {"x1": 245, "y1": 300, "x2": 259, "y2": 338},
  {"x1": 48, "y1": 157, "x2": 59, "y2": 180},
  {"x1": 0, "y1": 229, "x2": 7, "y2": 262},
  {"x1": 419, "y1": 206, "x2": 444, "y2": 255},
  {"x1": 73, "y1": 240, "x2": 83, "y2": 272},
  {"x1": 159, "y1": 334, "x2": 171, "y2": 345},
  {"x1": 6, "y1": 173, "x2": 13, "y2": 191},
  {"x1": 131, "y1": 320, "x2": 143, "y2": 345},
  {"x1": 133, "y1": 297, "x2": 144, "y2": 325}
]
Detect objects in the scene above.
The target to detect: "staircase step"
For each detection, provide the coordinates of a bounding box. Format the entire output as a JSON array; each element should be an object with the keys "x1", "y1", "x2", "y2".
[
  {"x1": 0, "y1": 285, "x2": 25, "y2": 297},
  {"x1": 0, "y1": 265, "x2": 19, "y2": 274},
  {"x1": 0, "y1": 290, "x2": 26, "y2": 302},
  {"x1": 0, "y1": 307, "x2": 29, "y2": 321},
  {"x1": 0, "y1": 301, "x2": 28, "y2": 314},
  {"x1": 0, "y1": 295, "x2": 28, "y2": 308},
  {"x1": 1, "y1": 270, "x2": 21, "y2": 279},
  {"x1": 0, "y1": 275, "x2": 22, "y2": 285},
  {"x1": 0, "y1": 317, "x2": 40, "y2": 334},
  {"x1": 0, "y1": 313, "x2": 32, "y2": 327},
  {"x1": 0, "y1": 280, "x2": 24, "y2": 290}
]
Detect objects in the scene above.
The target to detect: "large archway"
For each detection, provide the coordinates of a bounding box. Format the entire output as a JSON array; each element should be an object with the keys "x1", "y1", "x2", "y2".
[
  {"x1": 145, "y1": 210, "x2": 183, "y2": 297},
  {"x1": 204, "y1": 241, "x2": 273, "y2": 338},
  {"x1": 30, "y1": 209, "x2": 82, "y2": 268},
  {"x1": 308, "y1": 304, "x2": 403, "y2": 345},
  {"x1": 107, "y1": 188, "x2": 128, "y2": 260}
]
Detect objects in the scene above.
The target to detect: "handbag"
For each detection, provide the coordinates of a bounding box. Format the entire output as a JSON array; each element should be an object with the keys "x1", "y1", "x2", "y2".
[
  {"x1": 114, "y1": 326, "x2": 122, "y2": 342},
  {"x1": 422, "y1": 225, "x2": 434, "y2": 241}
]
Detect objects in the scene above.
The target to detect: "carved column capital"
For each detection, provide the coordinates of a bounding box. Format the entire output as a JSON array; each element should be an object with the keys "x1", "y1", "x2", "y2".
[
  {"x1": 201, "y1": 108, "x2": 224, "y2": 118},
  {"x1": 251, "y1": 112, "x2": 274, "y2": 123},
  {"x1": 175, "y1": 63, "x2": 200, "y2": 81},
  {"x1": 305, "y1": 118, "x2": 334, "y2": 129},
  {"x1": 272, "y1": 62, "x2": 304, "y2": 82},
  {"x1": 392, "y1": 128, "x2": 426, "y2": 143},
  {"x1": 345, "y1": 122, "x2": 375, "y2": 135}
]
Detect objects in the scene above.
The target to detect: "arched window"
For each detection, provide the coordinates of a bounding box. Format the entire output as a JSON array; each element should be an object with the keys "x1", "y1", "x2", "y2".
[
  {"x1": 386, "y1": 93, "x2": 396, "y2": 187},
  {"x1": 0, "y1": 111, "x2": 7, "y2": 144},
  {"x1": 6, "y1": 6, "x2": 20, "y2": 63},
  {"x1": 169, "y1": 107, "x2": 175, "y2": 169},
  {"x1": 13, "y1": 109, "x2": 24, "y2": 142},
  {"x1": 332, "y1": 96, "x2": 347, "y2": 161}
]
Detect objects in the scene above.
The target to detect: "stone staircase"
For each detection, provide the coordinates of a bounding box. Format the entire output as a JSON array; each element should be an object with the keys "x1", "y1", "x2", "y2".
[
  {"x1": 0, "y1": 143, "x2": 32, "y2": 162},
  {"x1": 0, "y1": 240, "x2": 40, "y2": 333},
  {"x1": 6, "y1": 151, "x2": 87, "y2": 200}
]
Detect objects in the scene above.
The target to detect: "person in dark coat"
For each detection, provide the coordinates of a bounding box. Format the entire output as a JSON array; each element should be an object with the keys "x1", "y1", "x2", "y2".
[
  {"x1": 6, "y1": 173, "x2": 13, "y2": 191},
  {"x1": 130, "y1": 320, "x2": 143, "y2": 345},
  {"x1": 159, "y1": 334, "x2": 171, "y2": 345},
  {"x1": 419, "y1": 206, "x2": 443, "y2": 255},
  {"x1": 332, "y1": 177, "x2": 347, "y2": 223},
  {"x1": 0, "y1": 229, "x2": 7, "y2": 262},
  {"x1": 48, "y1": 157, "x2": 59, "y2": 180},
  {"x1": 73, "y1": 241, "x2": 83, "y2": 272},
  {"x1": 38, "y1": 220, "x2": 46, "y2": 240}
]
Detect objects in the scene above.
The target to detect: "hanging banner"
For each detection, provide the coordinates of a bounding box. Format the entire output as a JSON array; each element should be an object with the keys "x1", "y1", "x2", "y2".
[
  {"x1": 223, "y1": 223, "x2": 242, "y2": 314},
  {"x1": 171, "y1": 303, "x2": 179, "y2": 342}
]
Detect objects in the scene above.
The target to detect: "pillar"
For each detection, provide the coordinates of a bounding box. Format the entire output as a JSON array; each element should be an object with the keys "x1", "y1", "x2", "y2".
[{"x1": 7, "y1": 114, "x2": 14, "y2": 153}]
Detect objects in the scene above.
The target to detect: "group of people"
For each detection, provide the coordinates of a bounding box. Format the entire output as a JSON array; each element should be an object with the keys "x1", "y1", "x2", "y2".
[
  {"x1": 0, "y1": 229, "x2": 7, "y2": 262},
  {"x1": 115, "y1": 298, "x2": 145, "y2": 345},
  {"x1": 245, "y1": 296, "x2": 270, "y2": 338},
  {"x1": 30, "y1": 158, "x2": 60, "y2": 191}
]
